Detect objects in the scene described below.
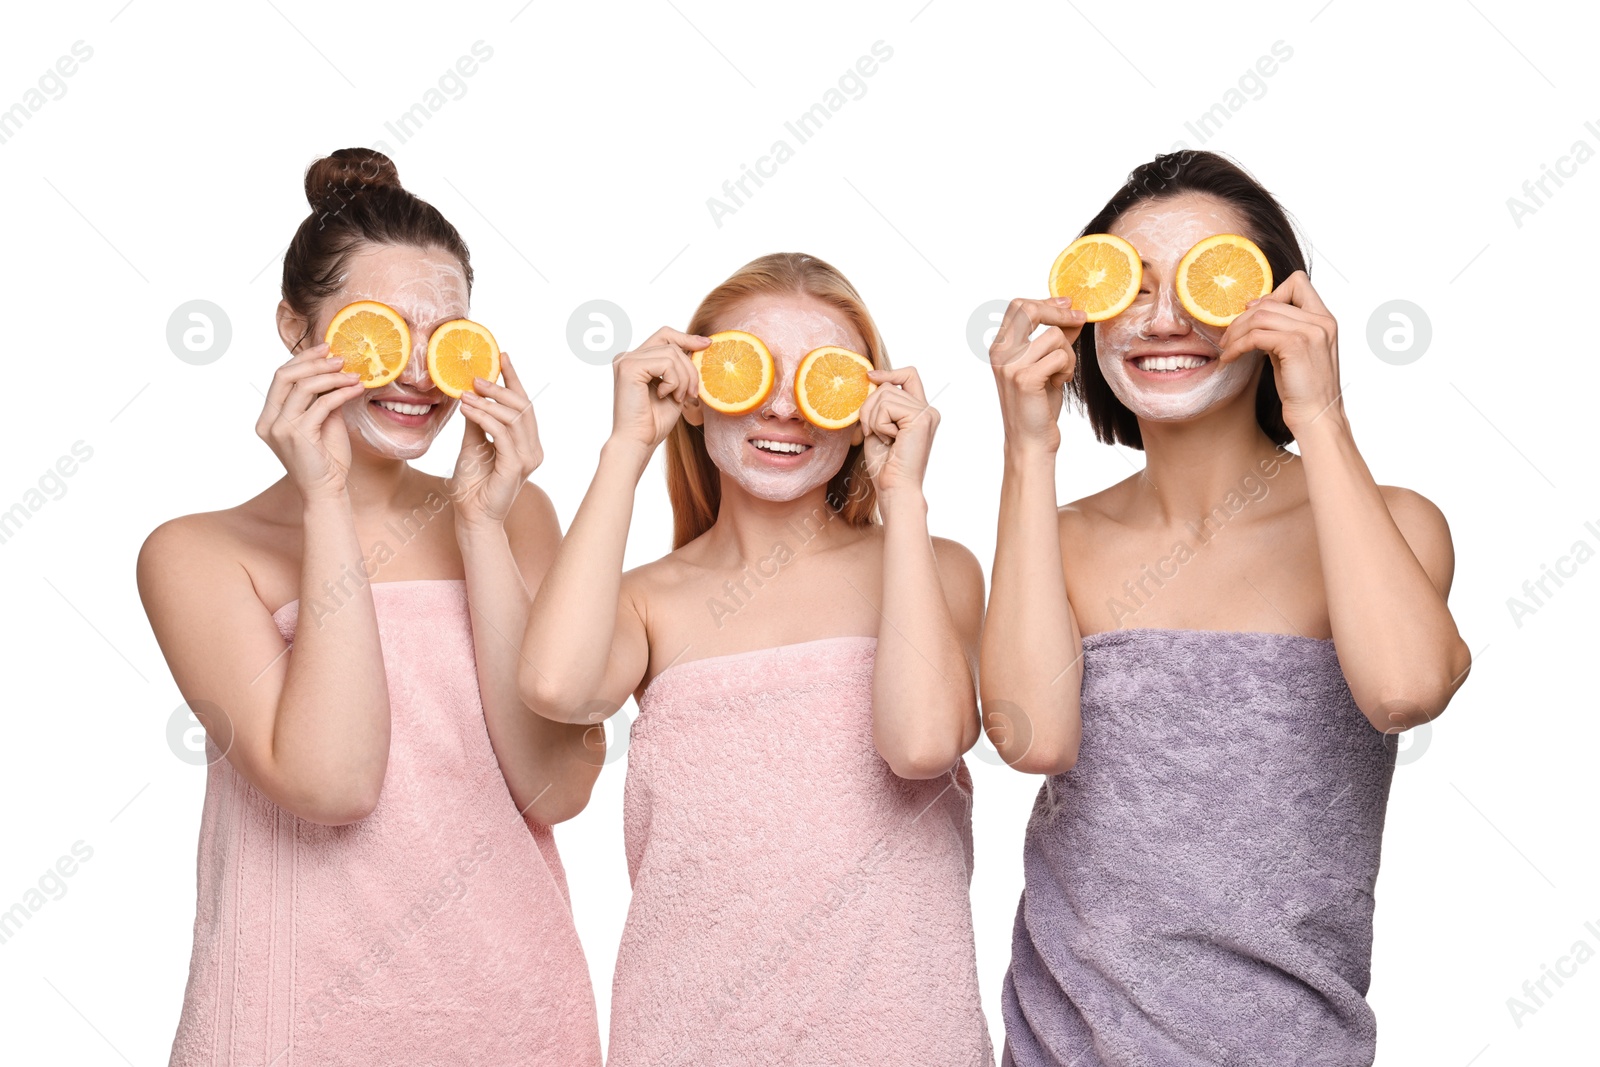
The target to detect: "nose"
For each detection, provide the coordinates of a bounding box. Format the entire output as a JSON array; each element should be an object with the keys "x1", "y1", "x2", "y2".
[
  {"x1": 1140, "y1": 279, "x2": 1197, "y2": 340},
  {"x1": 760, "y1": 359, "x2": 801, "y2": 420},
  {"x1": 399, "y1": 337, "x2": 433, "y2": 389}
]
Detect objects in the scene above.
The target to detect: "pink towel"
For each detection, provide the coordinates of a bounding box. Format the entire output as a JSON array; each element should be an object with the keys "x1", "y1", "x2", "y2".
[
  {"x1": 168, "y1": 579, "x2": 602, "y2": 1067},
  {"x1": 609, "y1": 635, "x2": 994, "y2": 1066}
]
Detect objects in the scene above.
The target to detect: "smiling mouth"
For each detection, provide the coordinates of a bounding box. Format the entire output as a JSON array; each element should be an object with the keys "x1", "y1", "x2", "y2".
[
  {"x1": 373, "y1": 398, "x2": 436, "y2": 416},
  {"x1": 368, "y1": 395, "x2": 441, "y2": 425},
  {"x1": 1131, "y1": 354, "x2": 1214, "y2": 373},
  {"x1": 749, "y1": 437, "x2": 811, "y2": 456}
]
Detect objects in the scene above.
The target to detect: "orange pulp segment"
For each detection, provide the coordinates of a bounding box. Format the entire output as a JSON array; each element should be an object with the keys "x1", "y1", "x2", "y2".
[
  {"x1": 693, "y1": 330, "x2": 775, "y2": 414},
  {"x1": 324, "y1": 300, "x2": 411, "y2": 388},
  {"x1": 1175, "y1": 233, "x2": 1273, "y2": 327},
  {"x1": 426, "y1": 319, "x2": 501, "y2": 398},
  {"x1": 1047, "y1": 234, "x2": 1142, "y2": 322}
]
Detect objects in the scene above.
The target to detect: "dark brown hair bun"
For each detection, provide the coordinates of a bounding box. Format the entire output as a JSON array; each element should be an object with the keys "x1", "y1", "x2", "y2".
[
  {"x1": 303, "y1": 147, "x2": 401, "y2": 212},
  {"x1": 281, "y1": 146, "x2": 473, "y2": 350}
]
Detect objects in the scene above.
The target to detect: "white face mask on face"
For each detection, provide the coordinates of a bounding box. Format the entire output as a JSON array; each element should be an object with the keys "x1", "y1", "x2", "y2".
[
  {"x1": 700, "y1": 301, "x2": 863, "y2": 503},
  {"x1": 1094, "y1": 198, "x2": 1264, "y2": 422},
  {"x1": 322, "y1": 248, "x2": 470, "y2": 461}
]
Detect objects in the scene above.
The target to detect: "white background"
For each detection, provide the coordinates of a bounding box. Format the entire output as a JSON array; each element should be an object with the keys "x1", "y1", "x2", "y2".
[{"x1": 2, "y1": 1, "x2": 1596, "y2": 1063}]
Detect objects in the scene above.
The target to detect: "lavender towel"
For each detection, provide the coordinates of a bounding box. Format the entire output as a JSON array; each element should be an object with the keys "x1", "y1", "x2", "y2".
[{"x1": 1001, "y1": 628, "x2": 1397, "y2": 1067}]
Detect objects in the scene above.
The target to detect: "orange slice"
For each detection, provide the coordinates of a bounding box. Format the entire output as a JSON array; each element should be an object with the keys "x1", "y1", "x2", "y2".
[
  {"x1": 325, "y1": 300, "x2": 411, "y2": 388},
  {"x1": 1176, "y1": 233, "x2": 1273, "y2": 327},
  {"x1": 1047, "y1": 234, "x2": 1141, "y2": 322},
  {"x1": 426, "y1": 319, "x2": 501, "y2": 398},
  {"x1": 692, "y1": 330, "x2": 775, "y2": 415},
  {"x1": 795, "y1": 346, "x2": 875, "y2": 429}
]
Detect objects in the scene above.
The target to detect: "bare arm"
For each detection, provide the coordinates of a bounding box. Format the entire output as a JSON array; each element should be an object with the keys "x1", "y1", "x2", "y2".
[
  {"x1": 138, "y1": 346, "x2": 391, "y2": 823},
  {"x1": 979, "y1": 297, "x2": 1087, "y2": 774},
  {"x1": 1220, "y1": 272, "x2": 1470, "y2": 731},
  {"x1": 460, "y1": 485, "x2": 603, "y2": 825},
  {"x1": 1298, "y1": 420, "x2": 1468, "y2": 729},
  {"x1": 517, "y1": 327, "x2": 707, "y2": 724},
  {"x1": 853, "y1": 365, "x2": 983, "y2": 778},
  {"x1": 445, "y1": 353, "x2": 606, "y2": 825},
  {"x1": 517, "y1": 438, "x2": 654, "y2": 724},
  {"x1": 871, "y1": 508, "x2": 986, "y2": 779}
]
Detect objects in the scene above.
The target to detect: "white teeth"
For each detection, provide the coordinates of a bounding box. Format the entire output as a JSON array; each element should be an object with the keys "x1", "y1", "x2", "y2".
[
  {"x1": 751, "y1": 438, "x2": 808, "y2": 454},
  {"x1": 375, "y1": 400, "x2": 432, "y2": 416},
  {"x1": 1135, "y1": 355, "x2": 1211, "y2": 372}
]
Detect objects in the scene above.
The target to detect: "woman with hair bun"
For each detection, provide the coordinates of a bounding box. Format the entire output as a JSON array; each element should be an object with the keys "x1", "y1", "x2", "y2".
[{"x1": 138, "y1": 148, "x2": 602, "y2": 1066}]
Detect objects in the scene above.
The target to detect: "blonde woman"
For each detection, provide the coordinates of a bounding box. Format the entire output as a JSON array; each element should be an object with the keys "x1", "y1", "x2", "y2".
[{"x1": 511, "y1": 253, "x2": 993, "y2": 1065}]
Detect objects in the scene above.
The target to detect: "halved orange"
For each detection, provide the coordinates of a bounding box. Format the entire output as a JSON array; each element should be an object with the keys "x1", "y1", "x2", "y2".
[
  {"x1": 1176, "y1": 234, "x2": 1273, "y2": 327},
  {"x1": 692, "y1": 330, "x2": 775, "y2": 415},
  {"x1": 795, "y1": 346, "x2": 874, "y2": 429},
  {"x1": 1047, "y1": 234, "x2": 1141, "y2": 322},
  {"x1": 325, "y1": 300, "x2": 411, "y2": 388},
  {"x1": 427, "y1": 319, "x2": 500, "y2": 398}
]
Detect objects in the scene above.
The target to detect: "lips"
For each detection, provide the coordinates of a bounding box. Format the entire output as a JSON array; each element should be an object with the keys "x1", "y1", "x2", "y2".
[
  {"x1": 368, "y1": 393, "x2": 440, "y2": 426},
  {"x1": 1127, "y1": 351, "x2": 1216, "y2": 376},
  {"x1": 752, "y1": 435, "x2": 812, "y2": 454},
  {"x1": 748, "y1": 435, "x2": 813, "y2": 460}
]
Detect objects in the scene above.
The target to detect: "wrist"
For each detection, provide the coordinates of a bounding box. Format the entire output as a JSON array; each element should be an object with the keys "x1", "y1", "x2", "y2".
[
  {"x1": 1004, "y1": 440, "x2": 1058, "y2": 474},
  {"x1": 878, "y1": 487, "x2": 928, "y2": 522},
  {"x1": 455, "y1": 512, "x2": 506, "y2": 543},
  {"x1": 601, "y1": 436, "x2": 654, "y2": 480},
  {"x1": 300, "y1": 488, "x2": 352, "y2": 514},
  {"x1": 1288, "y1": 404, "x2": 1352, "y2": 448}
]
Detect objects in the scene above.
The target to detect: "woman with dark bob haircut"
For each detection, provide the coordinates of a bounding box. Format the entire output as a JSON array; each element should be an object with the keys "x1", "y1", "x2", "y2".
[{"x1": 981, "y1": 150, "x2": 1470, "y2": 1064}]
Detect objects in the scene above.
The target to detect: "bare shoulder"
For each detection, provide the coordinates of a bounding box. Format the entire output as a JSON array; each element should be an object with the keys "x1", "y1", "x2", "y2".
[
  {"x1": 137, "y1": 507, "x2": 260, "y2": 618},
  {"x1": 510, "y1": 479, "x2": 559, "y2": 524},
  {"x1": 930, "y1": 533, "x2": 981, "y2": 571},
  {"x1": 619, "y1": 541, "x2": 697, "y2": 620},
  {"x1": 498, "y1": 478, "x2": 562, "y2": 545},
  {"x1": 1380, "y1": 484, "x2": 1449, "y2": 527},
  {"x1": 1057, "y1": 476, "x2": 1131, "y2": 550},
  {"x1": 1379, "y1": 484, "x2": 1456, "y2": 593},
  {"x1": 929, "y1": 534, "x2": 985, "y2": 594}
]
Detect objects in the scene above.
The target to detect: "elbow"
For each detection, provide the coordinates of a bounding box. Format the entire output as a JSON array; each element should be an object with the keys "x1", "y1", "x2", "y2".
[
  {"x1": 519, "y1": 668, "x2": 589, "y2": 725},
  {"x1": 526, "y1": 783, "x2": 595, "y2": 827},
  {"x1": 1360, "y1": 639, "x2": 1472, "y2": 734},
  {"x1": 517, "y1": 662, "x2": 552, "y2": 720},
  {"x1": 1004, "y1": 739, "x2": 1079, "y2": 777},
  {"x1": 297, "y1": 784, "x2": 382, "y2": 826},
  {"x1": 981, "y1": 696, "x2": 1079, "y2": 775},
  {"x1": 880, "y1": 737, "x2": 964, "y2": 781}
]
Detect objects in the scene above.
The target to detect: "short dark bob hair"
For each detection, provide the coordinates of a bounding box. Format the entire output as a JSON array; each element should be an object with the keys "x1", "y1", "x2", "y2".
[{"x1": 1069, "y1": 150, "x2": 1306, "y2": 449}]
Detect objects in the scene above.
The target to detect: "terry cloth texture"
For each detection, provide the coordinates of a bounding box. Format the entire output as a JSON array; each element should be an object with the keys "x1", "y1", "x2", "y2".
[
  {"x1": 169, "y1": 579, "x2": 602, "y2": 1067},
  {"x1": 1002, "y1": 628, "x2": 1396, "y2": 1067},
  {"x1": 609, "y1": 635, "x2": 994, "y2": 1067}
]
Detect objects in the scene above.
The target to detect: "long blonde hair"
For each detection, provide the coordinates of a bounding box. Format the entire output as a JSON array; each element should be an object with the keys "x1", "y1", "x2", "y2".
[{"x1": 666, "y1": 252, "x2": 888, "y2": 549}]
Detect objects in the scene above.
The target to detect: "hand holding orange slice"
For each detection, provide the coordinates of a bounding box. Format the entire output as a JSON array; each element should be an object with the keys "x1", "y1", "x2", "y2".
[
  {"x1": 795, "y1": 346, "x2": 875, "y2": 430},
  {"x1": 693, "y1": 330, "x2": 775, "y2": 414},
  {"x1": 1176, "y1": 234, "x2": 1273, "y2": 327},
  {"x1": 325, "y1": 300, "x2": 411, "y2": 388},
  {"x1": 1047, "y1": 234, "x2": 1142, "y2": 322},
  {"x1": 427, "y1": 319, "x2": 501, "y2": 398}
]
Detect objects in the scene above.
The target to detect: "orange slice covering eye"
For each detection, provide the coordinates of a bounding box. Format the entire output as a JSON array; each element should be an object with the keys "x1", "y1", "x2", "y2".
[
  {"x1": 795, "y1": 346, "x2": 875, "y2": 430},
  {"x1": 693, "y1": 331, "x2": 776, "y2": 415},
  {"x1": 324, "y1": 301, "x2": 411, "y2": 388},
  {"x1": 1175, "y1": 233, "x2": 1273, "y2": 327},
  {"x1": 1047, "y1": 234, "x2": 1142, "y2": 322},
  {"x1": 426, "y1": 319, "x2": 500, "y2": 398}
]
